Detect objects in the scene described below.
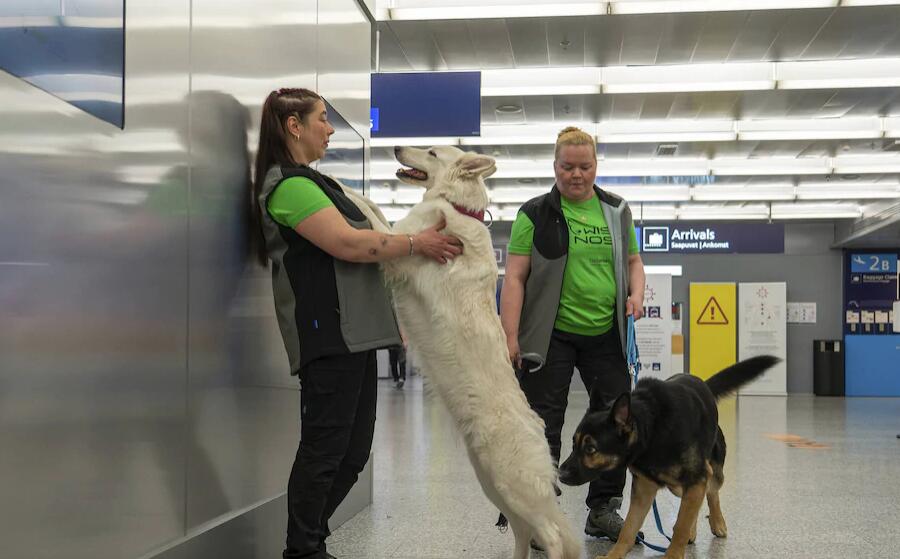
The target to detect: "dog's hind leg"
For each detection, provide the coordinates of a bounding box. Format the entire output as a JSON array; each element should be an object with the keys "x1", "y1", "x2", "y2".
[
  {"x1": 507, "y1": 515, "x2": 532, "y2": 559},
  {"x1": 706, "y1": 461, "x2": 728, "y2": 538}
]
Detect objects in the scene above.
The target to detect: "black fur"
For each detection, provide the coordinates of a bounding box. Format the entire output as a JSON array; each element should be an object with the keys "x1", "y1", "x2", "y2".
[
  {"x1": 705, "y1": 355, "x2": 781, "y2": 400},
  {"x1": 558, "y1": 356, "x2": 780, "y2": 490}
]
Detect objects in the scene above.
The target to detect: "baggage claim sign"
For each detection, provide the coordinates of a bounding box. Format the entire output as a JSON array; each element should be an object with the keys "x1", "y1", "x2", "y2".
[{"x1": 638, "y1": 223, "x2": 784, "y2": 254}]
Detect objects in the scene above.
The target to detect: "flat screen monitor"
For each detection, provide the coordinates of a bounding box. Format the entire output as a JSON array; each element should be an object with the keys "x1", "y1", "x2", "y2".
[{"x1": 371, "y1": 71, "x2": 481, "y2": 138}]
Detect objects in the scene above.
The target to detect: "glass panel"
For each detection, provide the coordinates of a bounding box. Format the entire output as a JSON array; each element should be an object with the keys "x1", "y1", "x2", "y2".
[
  {"x1": 0, "y1": 1, "x2": 125, "y2": 127},
  {"x1": 317, "y1": 99, "x2": 366, "y2": 193}
]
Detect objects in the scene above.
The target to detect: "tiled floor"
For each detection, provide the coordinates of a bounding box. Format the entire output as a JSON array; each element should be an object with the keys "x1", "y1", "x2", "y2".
[{"x1": 328, "y1": 376, "x2": 900, "y2": 558}]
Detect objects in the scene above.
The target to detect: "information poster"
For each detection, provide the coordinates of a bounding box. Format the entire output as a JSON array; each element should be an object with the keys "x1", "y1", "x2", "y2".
[
  {"x1": 690, "y1": 283, "x2": 736, "y2": 381},
  {"x1": 738, "y1": 283, "x2": 788, "y2": 395},
  {"x1": 634, "y1": 274, "x2": 672, "y2": 381}
]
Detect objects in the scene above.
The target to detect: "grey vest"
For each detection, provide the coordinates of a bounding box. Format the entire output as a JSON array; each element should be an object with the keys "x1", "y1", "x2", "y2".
[
  {"x1": 259, "y1": 165, "x2": 400, "y2": 373},
  {"x1": 517, "y1": 186, "x2": 633, "y2": 362}
]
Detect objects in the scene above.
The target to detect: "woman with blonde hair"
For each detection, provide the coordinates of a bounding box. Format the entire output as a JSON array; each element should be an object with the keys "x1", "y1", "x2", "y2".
[{"x1": 499, "y1": 126, "x2": 646, "y2": 546}]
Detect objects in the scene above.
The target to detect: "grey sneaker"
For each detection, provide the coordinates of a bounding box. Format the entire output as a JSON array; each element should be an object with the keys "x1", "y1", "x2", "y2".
[{"x1": 585, "y1": 498, "x2": 626, "y2": 541}]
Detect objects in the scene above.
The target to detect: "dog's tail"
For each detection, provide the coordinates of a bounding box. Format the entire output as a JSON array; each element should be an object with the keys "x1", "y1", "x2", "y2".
[{"x1": 705, "y1": 355, "x2": 781, "y2": 400}]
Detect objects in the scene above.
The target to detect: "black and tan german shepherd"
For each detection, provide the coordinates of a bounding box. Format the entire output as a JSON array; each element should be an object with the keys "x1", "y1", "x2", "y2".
[{"x1": 558, "y1": 355, "x2": 780, "y2": 559}]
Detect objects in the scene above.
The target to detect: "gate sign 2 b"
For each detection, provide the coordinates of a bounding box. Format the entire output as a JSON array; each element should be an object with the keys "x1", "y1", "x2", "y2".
[
  {"x1": 639, "y1": 223, "x2": 784, "y2": 254},
  {"x1": 850, "y1": 253, "x2": 898, "y2": 274}
]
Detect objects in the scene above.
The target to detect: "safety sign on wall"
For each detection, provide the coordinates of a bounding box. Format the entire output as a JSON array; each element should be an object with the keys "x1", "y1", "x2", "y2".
[{"x1": 690, "y1": 283, "x2": 736, "y2": 381}]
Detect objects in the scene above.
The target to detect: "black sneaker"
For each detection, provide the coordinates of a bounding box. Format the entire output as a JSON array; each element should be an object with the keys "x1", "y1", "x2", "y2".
[{"x1": 585, "y1": 498, "x2": 626, "y2": 541}]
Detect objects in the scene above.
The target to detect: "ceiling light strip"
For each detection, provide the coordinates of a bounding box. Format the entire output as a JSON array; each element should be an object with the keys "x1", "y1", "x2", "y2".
[{"x1": 376, "y1": 1, "x2": 900, "y2": 21}]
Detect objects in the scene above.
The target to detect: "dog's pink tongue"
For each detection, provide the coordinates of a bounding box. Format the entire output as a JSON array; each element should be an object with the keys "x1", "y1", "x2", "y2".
[{"x1": 398, "y1": 167, "x2": 427, "y2": 180}]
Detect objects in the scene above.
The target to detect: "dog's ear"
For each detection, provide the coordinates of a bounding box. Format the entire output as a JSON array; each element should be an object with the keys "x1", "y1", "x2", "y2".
[
  {"x1": 456, "y1": 154, "x2": 497, "y2": 178},
  {"x1": 610, "y1": 393, "x2": 632, "y2": 432}
]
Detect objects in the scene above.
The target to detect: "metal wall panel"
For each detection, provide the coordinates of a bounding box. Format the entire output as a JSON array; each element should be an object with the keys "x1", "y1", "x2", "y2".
[
  {"x1": 185, "y1": 0, "x2": 318, "y2": 529},
  {"x1": 0, "y1": 2, "x2": 191, "y2": 558},
  {"x1": 0, "y1": 0, "x2": 374, "y2": 556}
]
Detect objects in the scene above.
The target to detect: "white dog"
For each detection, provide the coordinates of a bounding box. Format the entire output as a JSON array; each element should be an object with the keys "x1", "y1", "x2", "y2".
[{"x1": 341, "y1": 146, "x2": 581, "y2": 559}]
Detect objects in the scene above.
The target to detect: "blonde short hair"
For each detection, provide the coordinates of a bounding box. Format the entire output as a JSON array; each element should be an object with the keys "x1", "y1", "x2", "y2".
[{"x1": 554, "y1": 126, "x2": 597, "y2": 160}]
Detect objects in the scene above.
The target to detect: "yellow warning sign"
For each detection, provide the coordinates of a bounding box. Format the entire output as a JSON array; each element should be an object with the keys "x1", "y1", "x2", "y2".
[
  {"x1": 697, "y1": 297, "x2": 729, "y2": 325},
  {"x1": 690, "y1": 283, "x2": 736, "y2": 381}
]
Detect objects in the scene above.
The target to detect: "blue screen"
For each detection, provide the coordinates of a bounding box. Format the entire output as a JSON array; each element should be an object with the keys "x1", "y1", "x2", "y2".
[
  {"x1": 371, "y1": 72, "x2": 481, "y2": 138},
  {"x1": 0, "y1": 1, "x2": 125, "y2": 128}
]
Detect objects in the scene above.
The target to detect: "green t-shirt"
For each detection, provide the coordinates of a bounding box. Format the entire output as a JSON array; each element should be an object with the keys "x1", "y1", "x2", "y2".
[
  {"x1": 267, "y1": 176, "x2": 334, "y2": 228},
  {"x1": 508, "y1": 194, "x2": 639, "y2": 336}
]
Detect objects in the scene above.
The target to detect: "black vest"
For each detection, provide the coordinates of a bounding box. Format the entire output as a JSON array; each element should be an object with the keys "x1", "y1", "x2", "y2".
[{"x1": 260, "y1": 165, "x2": 400, "y2": 373}]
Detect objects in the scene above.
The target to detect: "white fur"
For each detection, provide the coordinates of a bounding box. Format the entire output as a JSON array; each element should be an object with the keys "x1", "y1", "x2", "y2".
[{"x1": 339, "y1": 147, "x2": 581, "y2": 559}]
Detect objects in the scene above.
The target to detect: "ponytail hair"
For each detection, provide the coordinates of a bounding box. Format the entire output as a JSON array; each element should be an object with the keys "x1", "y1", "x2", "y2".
[{"x1": 251, "y1": 88, "x2": 322, "y2": 265}]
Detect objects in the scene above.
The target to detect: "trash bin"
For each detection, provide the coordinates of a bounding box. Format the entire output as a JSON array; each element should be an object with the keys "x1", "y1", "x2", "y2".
[{"x1": 813, "y1": 340, "x2": 845, "y2": 396}]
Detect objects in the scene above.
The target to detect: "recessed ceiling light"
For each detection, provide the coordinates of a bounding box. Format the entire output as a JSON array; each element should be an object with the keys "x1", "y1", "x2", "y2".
[
  {"x1": 495, "y1": 104, "x2": 522, "y2": 114},
  {"x1": 840, "y1": 174, "x2": 861, "y2": 181}
]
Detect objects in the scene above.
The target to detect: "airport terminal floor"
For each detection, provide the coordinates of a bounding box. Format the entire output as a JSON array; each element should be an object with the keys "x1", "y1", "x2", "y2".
[{"x1": 327, "y1": 375, "x2": 900, "y2": 559}]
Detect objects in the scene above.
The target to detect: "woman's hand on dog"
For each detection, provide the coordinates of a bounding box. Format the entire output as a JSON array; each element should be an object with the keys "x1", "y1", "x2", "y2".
[{"x1": 413, "y1": 217, "x2": 463, "y2": 264}]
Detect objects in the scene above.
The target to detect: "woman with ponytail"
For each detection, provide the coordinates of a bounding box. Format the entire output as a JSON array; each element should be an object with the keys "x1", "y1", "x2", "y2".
[{"x1": 253, "y1": 88, "x2": 462, "y2": 559}]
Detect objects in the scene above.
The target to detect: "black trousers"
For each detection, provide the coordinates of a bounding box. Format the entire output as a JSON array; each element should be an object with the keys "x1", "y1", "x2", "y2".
[
  {"x1": 519, "y1": 326, "x2": 631, "y2": 509},
  {"x1": 284, "y1": 350, "x2": 377, "y2": 559},
  {"x1": 388, "y1": 346, "x2": 406, "y2": 382}
]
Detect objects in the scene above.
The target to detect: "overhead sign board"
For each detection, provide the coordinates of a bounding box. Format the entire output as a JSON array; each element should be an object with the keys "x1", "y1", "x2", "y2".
[{"x1": 637, "y1": 223, "x2": 784, "y2": 254}]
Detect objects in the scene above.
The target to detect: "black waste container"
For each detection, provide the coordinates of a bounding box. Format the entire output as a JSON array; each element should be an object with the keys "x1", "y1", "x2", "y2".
[{"x1": 813, "y1": 340, "x2": 845, "y2": 396}]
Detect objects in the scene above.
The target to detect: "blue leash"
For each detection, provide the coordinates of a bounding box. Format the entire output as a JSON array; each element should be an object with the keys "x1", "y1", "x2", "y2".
[{"x1": 626, "y1": 315, "x2": 672, "y2": 554}]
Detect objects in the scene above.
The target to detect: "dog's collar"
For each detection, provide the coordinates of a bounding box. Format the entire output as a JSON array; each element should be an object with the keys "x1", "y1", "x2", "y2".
[{"x1": 452, "y1": 203, "x2": 485, "y2": 222}]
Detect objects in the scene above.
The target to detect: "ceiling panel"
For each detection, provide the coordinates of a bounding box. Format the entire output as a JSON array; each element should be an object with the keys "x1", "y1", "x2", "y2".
[
  {"x1": 374, "y1": 6, "x2": 900, "y2": 214},
  {"x1": 545, "y1": 18, "x2": 587, "y2": 66},
  {"x1": 467, "y1": 20, "x2": 516, "y2": 68},
  {"x1": 504, "y1": 18, "x2": 549, "y2": 67},
  {"x1": 726, "y1": 11, "x2": 788, "y2": 62},
  {"x1": 379, "y1": 6, "x2": 900, "y2": 71},
  {"x1": 618, "y1": 16, "x2": 664, "y2": 65},
  {"x1": 691, "y1": 12, "x2": 749, "y2": 63},
  {"x1": 429, "y1": 20, "x2": 477, "y2": 67}
]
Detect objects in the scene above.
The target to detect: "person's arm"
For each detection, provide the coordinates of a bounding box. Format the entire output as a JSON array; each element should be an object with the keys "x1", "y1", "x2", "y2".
[
  {"x1": 295, "y1": 207, "x2": 460, "y2": 264},
  {"x1": 626, "y1": 253, "x2": 646, "y2": 320},
  {"x1": 500, "y1": 254, "x2": 531, "y2": 367}
]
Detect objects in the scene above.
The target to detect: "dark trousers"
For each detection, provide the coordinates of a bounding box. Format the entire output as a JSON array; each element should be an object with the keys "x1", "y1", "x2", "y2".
[
  {"x1": 519, "y1": 326, "x2": 631, "y2": 509},
  {"x1": 284, "y1": 350, "x2": 377, "y2": 559},
  {"x1": 388, "y1": 346, "x2": 406, "y2": 382}
]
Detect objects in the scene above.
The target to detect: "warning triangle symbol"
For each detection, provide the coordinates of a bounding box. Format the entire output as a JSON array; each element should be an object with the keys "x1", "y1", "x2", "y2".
[{"x1": 697, "y1": 297, "x2": 729, "y2": 325}]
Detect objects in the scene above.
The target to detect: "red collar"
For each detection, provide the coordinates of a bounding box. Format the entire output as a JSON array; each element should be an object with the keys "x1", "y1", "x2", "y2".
[{"x1": 452, "y1": 204, "x2": 485, "y2": 222}]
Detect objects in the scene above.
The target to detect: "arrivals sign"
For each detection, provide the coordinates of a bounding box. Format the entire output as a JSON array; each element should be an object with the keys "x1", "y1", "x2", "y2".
[{"x1": 637, "y1": 223, "x2": 784, "y2": 254}]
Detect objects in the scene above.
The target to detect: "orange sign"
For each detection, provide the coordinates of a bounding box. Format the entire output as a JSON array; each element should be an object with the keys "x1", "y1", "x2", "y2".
[
  {"x1": 765, "y1": 433, "x2": 831, "y2": 450},
  {"x1": 697, "y1": 297, "x2": 729, "y2": 325}
]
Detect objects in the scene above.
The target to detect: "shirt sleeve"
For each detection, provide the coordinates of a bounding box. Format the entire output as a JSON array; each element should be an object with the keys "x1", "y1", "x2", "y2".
[
  {"x1": 507, "y1": 211, "x2": 536, "y2": 256},
  {"x1": 628, "y1": 221, "x2": 639, "y2": 255},
  {"x1": 266, "y1": 176, "x2": 334, "y2": 229}
]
